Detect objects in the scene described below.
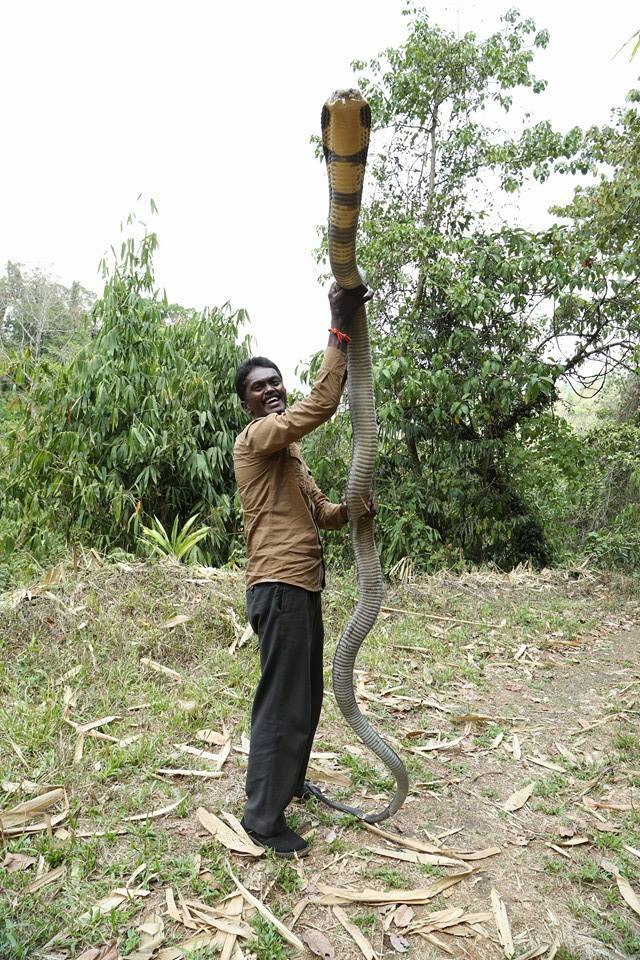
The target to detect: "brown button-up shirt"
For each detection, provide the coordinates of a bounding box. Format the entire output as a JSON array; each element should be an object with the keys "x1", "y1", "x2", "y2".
[{"x1": 234, "y1": 346, "x2": 348, "y2": 592}]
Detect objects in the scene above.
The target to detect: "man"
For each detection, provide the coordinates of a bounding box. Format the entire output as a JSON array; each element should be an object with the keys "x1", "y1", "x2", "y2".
[{"x1": 233, "y1": 282, "x2": 373, "y2": 857}]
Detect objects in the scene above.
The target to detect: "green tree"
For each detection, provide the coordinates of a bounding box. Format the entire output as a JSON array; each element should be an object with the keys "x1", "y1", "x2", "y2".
[
  {"x1": 0, "y1": 262, "x2": 94, "y2": 360},
  {"x1": 5, "y1": 213, "x2": 251, "y2": 564},
  {"x1": 312, "y1": 9, "x2": 640, "y2": 569}
]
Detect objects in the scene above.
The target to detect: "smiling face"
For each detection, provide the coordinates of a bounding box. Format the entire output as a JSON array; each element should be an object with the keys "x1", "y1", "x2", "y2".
[{"x1": 243, "y1": 365, "x2": 287, "y2": 418}]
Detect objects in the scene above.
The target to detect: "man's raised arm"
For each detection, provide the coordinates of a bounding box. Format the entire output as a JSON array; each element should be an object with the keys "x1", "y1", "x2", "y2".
[{"x1": 244, "y1": 284, "x2": 372, "y2": 456}]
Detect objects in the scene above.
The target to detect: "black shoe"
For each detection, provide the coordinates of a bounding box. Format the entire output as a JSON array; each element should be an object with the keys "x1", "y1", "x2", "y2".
[{"x1": 241, "y1": 818, "x2": 310, "y2": 859}]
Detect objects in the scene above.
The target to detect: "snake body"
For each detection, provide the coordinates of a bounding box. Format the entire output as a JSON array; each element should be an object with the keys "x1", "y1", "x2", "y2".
[{"x1": 307, "y1": 89, "x2": 409, "y2": 823}]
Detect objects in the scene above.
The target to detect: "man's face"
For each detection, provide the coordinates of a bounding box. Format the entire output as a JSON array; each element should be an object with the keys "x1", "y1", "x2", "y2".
[{"x1": 243, "y1": 365, "x2": 287, "y2": 418}]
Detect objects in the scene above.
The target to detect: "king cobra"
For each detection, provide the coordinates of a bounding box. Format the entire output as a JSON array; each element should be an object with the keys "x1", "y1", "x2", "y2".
[{"x1": 304, "y1": 90, "x2": 409, "y2": 823}]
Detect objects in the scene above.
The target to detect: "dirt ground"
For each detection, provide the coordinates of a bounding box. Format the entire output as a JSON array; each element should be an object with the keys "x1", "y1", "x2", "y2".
[{"x1": 1, "y1": 562, "x2": 639, "y2": 959}]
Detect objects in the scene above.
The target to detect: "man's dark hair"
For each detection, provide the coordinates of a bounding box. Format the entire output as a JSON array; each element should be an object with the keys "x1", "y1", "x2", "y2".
[{"x1": 234, "y1": 357, "x2": 283, "y2": 401}]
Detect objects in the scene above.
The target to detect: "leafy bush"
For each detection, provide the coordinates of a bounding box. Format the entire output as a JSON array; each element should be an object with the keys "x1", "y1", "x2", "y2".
[
  {"x1": 4, "y1": 214, "x2": 250, "y2": 567},
  {"x1": 513, "y1": 413, "x2": 640, "y2": 570},
  {"x1": 572, "y1": 422, "x2": 640, "y2": 568},
  {"x1": 301, "y1": 349, "x2": 547, "y2": 574}
]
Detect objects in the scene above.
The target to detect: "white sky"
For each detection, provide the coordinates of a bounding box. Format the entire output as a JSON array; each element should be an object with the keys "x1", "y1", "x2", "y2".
[{"x1": 1, "y1": 0, "x2": 637, "y2": 383}]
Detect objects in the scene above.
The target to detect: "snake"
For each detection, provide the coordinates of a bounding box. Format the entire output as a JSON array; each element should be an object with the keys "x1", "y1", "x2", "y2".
[{"x1": 304, "y1": 89, "x2": 409, "y2": 823}]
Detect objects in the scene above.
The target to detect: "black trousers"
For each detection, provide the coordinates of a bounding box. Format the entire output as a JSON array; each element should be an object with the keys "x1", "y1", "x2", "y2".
[{"x1": 243, "y1": 582, "x2": 324, "y2": 835}]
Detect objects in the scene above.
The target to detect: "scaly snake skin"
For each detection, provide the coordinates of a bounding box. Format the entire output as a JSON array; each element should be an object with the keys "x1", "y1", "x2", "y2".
[{"x1": 306, "y1": 89, "x2": 409, "y2": 823}]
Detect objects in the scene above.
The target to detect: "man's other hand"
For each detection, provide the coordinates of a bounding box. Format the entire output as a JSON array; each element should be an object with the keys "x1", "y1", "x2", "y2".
[{"x1": 340, "y1": 492, "x2": 376, "y2": 523}]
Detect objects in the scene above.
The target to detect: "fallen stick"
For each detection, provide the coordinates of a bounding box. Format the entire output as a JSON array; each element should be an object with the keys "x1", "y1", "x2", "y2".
[
  {"x1": 381, "y1": 606, "x2": 500, "y2": 628},
  {"x1": 226, "y1": 861, "x2": 304, "y2": 951}
]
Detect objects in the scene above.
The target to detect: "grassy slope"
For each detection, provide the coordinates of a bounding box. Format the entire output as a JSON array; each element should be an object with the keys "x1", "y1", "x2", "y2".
[{"x1": 1, "y1": 559, "x2": 639, "y2": 959}]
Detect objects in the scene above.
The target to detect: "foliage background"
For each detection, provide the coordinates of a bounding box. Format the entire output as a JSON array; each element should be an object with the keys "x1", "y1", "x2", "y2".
[
  {"x1": 305, "y1": 8, "x2": 640, "y2": 574},
  {"x1": 1, "y1": 10, "x2": 639, "y2": 587}
]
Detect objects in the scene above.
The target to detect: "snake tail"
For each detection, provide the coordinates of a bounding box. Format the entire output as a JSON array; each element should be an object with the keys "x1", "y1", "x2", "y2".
[{"x1": 315, "y1": 89, "x2": 409, "y2": 823}]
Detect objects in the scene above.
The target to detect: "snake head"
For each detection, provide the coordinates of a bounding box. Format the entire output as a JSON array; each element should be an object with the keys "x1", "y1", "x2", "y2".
[{"x1": 322, "y1": 90, "x2": 371, "y2": 157}]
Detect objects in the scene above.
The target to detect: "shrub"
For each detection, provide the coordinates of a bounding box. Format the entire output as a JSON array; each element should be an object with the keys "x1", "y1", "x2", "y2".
[{"x1": 5, "y1": 215, "x2": 250, "y2": 566}]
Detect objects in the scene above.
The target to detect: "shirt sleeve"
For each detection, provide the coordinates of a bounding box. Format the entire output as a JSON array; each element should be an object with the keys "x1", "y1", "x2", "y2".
[
  {"x1": 305, "y1": 467, "x2": 347, "y2": 530},
  {"x1": 244, "y1": 347, "x2": 347, "y2": 456}
]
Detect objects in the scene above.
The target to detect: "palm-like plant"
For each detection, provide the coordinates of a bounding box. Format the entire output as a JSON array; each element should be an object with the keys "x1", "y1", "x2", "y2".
[{"x1": 140, "y1": 514, "x2": 211, "y2": 563}]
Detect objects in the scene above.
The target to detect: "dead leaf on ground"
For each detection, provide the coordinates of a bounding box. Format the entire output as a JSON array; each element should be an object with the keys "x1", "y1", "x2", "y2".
[
  {"x1": 456, "y1": 845, "x2": 501, "y2": 861},
  {"x1": 311, "y1": 872, "x2": 471, "y2": 906},
  {"x1": 183, "y1": 907, "x2": 250, "y2": 938},
  {"x1": 78, "y1": 885, "x2": 149, "y2": 923},
  {"x1": 75, "y1": 944, "x2": 120, "y2": 960},
  {"x1": 291, "y1": 897, "x2": 310, "y2": 927},
  {"x1": 196, "y1": 808, "x2": 263, "y2": 857},
  {"x1": 556, "y1": 837, "x2": 589, "y2": 847},
  {"x1": 220, "y1": 810, "x2": 257, "y2": 845},
  {"x1": 0, "y1": 787, "x2": 69, "y2": 836},
  {"x1": 8, "y1": 738, "x2": 27, "y2": 765},
  {"x1": 404, "y1": 907, "x2": 491, "y2": 935},
  {"x1": 555, "y1": 742, "x2": 579, "y2": 765},
  {"x1": 414, "y1": 734, "x2": 465, "y2": 753},
  {"x1": 503, "y1": 782, "x2": 534, "y2": 812},
  {"x1": 74, "y1": 732, "x2": 86, "y2": 763},
  {"x1": 307, "y1": 765, "x2": 351, "y2": 786},
  {"x1": 176, "y1": 699, "x2": 198, "y2": 714},
  {"x1": 140, "y1": 657, "x2": 182, "y2": 682},
  {"x1": 363, "y1": 823, "x2": 499, "y2": 861},
  {"x1": 362, "y1": 823, "x2": 443, "y2": 854},
  {"x1": 128, "y1": 913, "x2": 165, "y2": 959},
  {"x1": 227, "y1": 861, "x2": 304, "y2": 951},
  {"x1": 516, "y1": 946, "x2": 554, "y2": 960},
  {"x1": 229, "y1": 621, "x2": 254, "y2": 654},
  {"x1": 389, "y1": 931, "x2": 410, "y2": 952},
  {"x1": 58, "y1": 664, "x2": 83, "y2": 684},
  {"x1": 593, "y1": 820, "x2": 619, "y2": 833},
  {"x1": 615, "y1": 873, "x2": 640, "y2": 918},
  {"x1": 583, "y1": 795, "x2": 634, "y2": 811},
  {"x1": 333, "y1": 906, "x2": 377, "y2": 959},
  {"x1": 69, "y1": 714, "x2": 120, "y2": 734},
  {"x1": 25, "y1": 865, "x2": 65, "y2": 893},
  {"x1": 393, "y1": 905, "x2": 415, "y2": 928},
  {"x1": 156, "y1": 934, "x2": 216, "y2": 960},
  {"x1": 124, "y1": 797, "x2": 184, "y2": 822},
  {"x1": 159, "y1": 614, "x2": 191, "y2": 630},
  {"x1": 156, "y1": 768, "x2": 221, "y2": 780},
  {"x1": 165, "y1": 888, "x2": 182, "y2": 923},
  {"x1": 196, "y1": 728, "x2": 229, "y2": 746},
  {"x1": 176, "y1": 743, "x2": 224, "y2": 764},
  {"x1": 219, "y1": 893, "x2": 244, "y2": 960},
  {"x1": 2, "y1": 852, "x2": 37, "y2": 873},
  {"x1": 365, "y1": 844, "x2": 466, "y2": 868},
  {"x1": 526, "y1": 755, "x2": 564, "y2": 773},
  {"x1": 301, "y1": 928, "x2": 335, "y2": 959},
  {"x1": 491, "y1": 888, "x2": 515, "y2": 958},
  {"x1": 450, "y1": 713, "x2": 505, "y2": 725},
  {"x1": 0, "y1": 787, "x2": 65, "y2": 827}
]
